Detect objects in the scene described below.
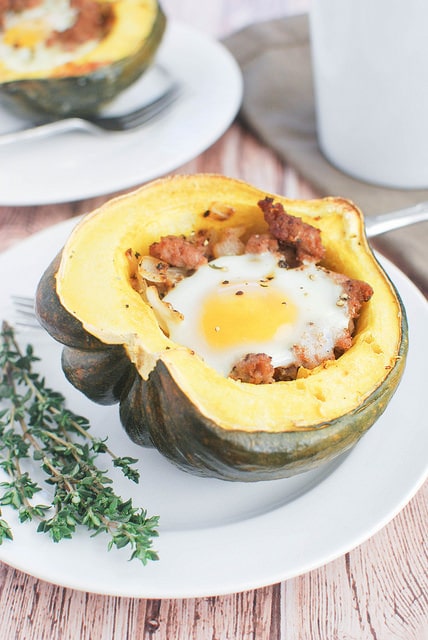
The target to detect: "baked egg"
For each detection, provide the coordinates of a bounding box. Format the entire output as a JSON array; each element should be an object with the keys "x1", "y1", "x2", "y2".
[{"x1": 163, "y1": 253, "x2": 352, "y2": 377}]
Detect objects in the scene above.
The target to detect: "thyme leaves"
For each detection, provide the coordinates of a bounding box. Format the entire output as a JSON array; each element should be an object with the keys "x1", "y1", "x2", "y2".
[{"x1": 0, "y1": 322, "x2": 158, "y2": 564}]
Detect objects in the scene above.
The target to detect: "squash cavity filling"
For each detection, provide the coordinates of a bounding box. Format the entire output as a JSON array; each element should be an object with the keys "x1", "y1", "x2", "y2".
[{"x1": 127, "y1": 197, "x2": 374, "y2": 384}]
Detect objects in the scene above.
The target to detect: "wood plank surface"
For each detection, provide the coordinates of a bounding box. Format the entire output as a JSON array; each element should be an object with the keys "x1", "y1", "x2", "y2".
[{"x1": 0, "y1": 1, "x2": 426, "y2": 639}]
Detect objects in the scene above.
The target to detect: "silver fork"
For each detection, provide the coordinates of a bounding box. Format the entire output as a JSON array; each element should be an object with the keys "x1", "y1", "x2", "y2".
[
  {"x1": 9, "y1": 200, "x2": 428, "y2": 328},
  {"x1": 0, "y1": 78, "x2": 181, "y2": 146},
  {"x1": 10, "y1": 295, "x2": 40, "y2": 329}
]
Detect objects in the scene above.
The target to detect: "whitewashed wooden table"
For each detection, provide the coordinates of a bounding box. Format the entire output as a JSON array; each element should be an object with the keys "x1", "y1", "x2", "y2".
[{"x1": 0, "y1": 1, "x2": 426, "y2": 638}]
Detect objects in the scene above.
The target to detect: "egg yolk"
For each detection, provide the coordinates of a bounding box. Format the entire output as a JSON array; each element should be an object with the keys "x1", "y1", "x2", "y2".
[
  {"x1": 200, "y1": 284, "x2": 297, "y2": 348},
  {"x1": 3, "y1": 21, "x2": 48, "y2": 48}
]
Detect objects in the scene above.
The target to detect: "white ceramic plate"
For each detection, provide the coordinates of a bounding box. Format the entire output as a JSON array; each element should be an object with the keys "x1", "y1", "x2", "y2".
[
  {"x1": 0, "y1": 219, "x2": 427, "y2": 599},
  {"x1": 0, "y1": 22, "x2": 243, "y2": 206}
]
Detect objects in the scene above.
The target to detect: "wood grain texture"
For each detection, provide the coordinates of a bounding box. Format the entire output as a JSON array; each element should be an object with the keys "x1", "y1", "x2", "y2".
[
  {"x1": 0, "y1": 567, "x2": 281, "y2": 639},
  {"x1": 0, "y1": 1, "x2": 427, "y2": 639}
]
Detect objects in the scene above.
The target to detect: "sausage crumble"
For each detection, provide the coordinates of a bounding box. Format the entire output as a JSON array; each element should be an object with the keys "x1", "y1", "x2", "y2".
[{"x1": 47, "y1": 0, "x2": 113, "y2": 50}]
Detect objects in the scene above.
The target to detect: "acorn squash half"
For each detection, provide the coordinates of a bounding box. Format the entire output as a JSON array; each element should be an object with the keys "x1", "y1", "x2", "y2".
[
  {"x1": 0, "y1": 0, "x2": 166, "y2": 117},
  {"x1": 35, "y1": 175, "x2": 408, "y2": 481}
]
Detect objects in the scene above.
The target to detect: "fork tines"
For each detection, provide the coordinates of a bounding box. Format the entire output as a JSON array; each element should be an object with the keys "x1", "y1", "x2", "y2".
[
  {"x1": 11, "y1": 295, "x2": 41, "y2": 329},
  {"x1": 91, "y1": 82, "x2": 181, "y2": 131}
]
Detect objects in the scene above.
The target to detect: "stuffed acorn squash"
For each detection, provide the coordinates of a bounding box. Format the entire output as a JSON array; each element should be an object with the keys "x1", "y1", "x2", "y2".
[
  {"x1": 35, "y1": 174, "x2": 408, "y2": 481},
  {"x1": 0, "y1": 0, "x2": 166, "y2": 117}
]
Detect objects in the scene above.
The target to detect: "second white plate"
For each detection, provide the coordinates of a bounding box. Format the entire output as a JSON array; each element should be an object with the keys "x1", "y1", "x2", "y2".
[{"x1": 0, "y1": 22, "x2": 243, "y2": 205}]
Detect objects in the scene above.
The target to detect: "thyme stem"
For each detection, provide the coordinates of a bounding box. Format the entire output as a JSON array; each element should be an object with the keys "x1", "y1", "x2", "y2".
[{"x1": 0, "y1": 321, "x2": 159, "y2": 564}]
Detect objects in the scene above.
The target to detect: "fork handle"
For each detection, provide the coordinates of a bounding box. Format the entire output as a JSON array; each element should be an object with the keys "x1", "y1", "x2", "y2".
[
  {"x1": 0, "y1": 118, "x2": 98, "y2": 145},
  {"x1": 365, "y1": 201, "x2": 428, "y2": 237}
]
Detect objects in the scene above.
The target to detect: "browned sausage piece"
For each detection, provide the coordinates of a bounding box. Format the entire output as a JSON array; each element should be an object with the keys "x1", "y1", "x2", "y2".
[
  {"x1": 245, "y1": 233, "x2": 279, "y2": 254},
  {"x1": 229, "y1": 353, "x2": 275, "y2": 384},
  {"x1": 149, "y1": 235, "x2": 208, "y2": 270},
  {"x1": 47, "y1": 0, "x2": 113, "y2": 50},
  {"x1": 330, "y1": 271, "x2": 374, "y2": 318},
  {"x1": 0, "y1": 0, "x2": 41, "y2": 12},
  {"x1": 258, "y1": 197, "x2": 325, "y2": 264}
]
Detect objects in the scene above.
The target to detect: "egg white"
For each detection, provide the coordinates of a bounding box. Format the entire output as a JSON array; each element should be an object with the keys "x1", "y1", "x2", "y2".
[{"x1": 163, "y1": 253, "x2": 351, "y2": 378}]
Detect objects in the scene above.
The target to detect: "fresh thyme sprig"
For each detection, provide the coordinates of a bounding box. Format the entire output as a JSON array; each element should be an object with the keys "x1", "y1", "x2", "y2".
[{"x1": 0, "y1": 321, "x2": 159, "y2": 564}]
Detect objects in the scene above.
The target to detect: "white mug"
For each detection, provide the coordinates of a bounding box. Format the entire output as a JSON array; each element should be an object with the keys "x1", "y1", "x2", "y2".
[{"x1": 310, "y1": 0, "x2": 428, "y2": 189}]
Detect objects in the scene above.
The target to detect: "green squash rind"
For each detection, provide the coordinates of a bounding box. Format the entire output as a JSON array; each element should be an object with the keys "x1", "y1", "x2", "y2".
[
  {"x1": 0, "y1": 4, "x2": 166, "y2": 118},
  {"x1": 35, "y1": 253, "x2": 104, "y2": 349},
  {"x1": 61, "y1": 345, "x2": 136, "y2": 406},
  {"x1": 119, "y1": 375, "x2": 155, "y2": 447}
]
